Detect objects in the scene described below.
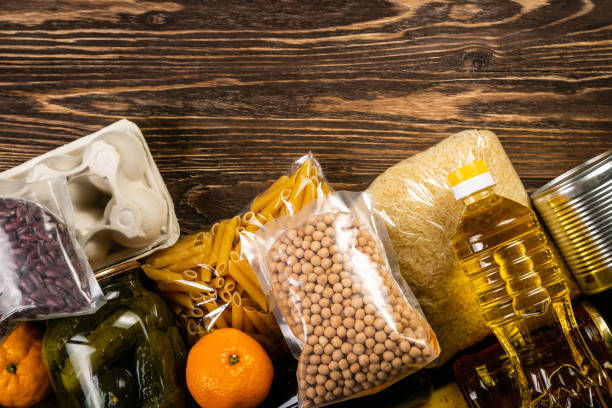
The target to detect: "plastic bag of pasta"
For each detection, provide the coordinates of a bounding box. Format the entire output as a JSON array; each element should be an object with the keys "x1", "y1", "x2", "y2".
[
  {"x1": 243, "y1": 191, "x2": 440, "y2": 407},
  {"x1": 143, "y1": 154, "x2": 333, "y2": 354}
]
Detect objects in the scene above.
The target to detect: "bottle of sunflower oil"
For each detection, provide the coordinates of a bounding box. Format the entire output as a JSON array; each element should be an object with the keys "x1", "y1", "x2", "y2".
[{"x1": 449, "y1": 160, "x2": 612, "y2": 408}]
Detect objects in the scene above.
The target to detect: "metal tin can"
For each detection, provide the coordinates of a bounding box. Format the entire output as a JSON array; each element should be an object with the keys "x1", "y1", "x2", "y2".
[{"x1": 531, "y1": 150, "x2": 612, "y2": 294}]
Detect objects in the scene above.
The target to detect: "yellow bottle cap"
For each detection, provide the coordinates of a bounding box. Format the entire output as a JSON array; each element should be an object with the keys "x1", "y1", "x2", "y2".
[{"x1": 448, "y1": 160, "x2": 490, "y2": 187}]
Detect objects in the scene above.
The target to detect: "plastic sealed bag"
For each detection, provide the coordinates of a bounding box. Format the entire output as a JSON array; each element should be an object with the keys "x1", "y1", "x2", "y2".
[
  {"x1": 243, "y1": 191, "x2": 440, "y2": 407},
  {"x1": 143, "y1": 154, "x2": 334, "y2": 354},
  {"x1": 368, "y1": 129, "x2": 579, "y2": 365},
  {"x1": 0, "y1": 177, "x2": 105, "y2": 339}
]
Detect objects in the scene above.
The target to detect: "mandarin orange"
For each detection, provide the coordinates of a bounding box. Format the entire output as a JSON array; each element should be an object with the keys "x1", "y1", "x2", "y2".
[
  {"x1": 186, "y1": 328, "x2": 274, "y2": 408},
  {"x1": 0, "y1": 323, "x2": 51, "y2": 408}
]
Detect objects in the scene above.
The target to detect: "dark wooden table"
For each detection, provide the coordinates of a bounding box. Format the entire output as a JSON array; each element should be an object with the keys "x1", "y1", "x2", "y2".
[{"x1": 1, "y1": 0, "x2": 611, "y2": 234}]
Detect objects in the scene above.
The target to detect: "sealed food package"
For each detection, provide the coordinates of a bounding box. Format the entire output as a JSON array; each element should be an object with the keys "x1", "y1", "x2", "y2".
[
  {"x1": 0, "y1": 177, "x2": 105, "y2": 339},
  {"x1": 368, "y1": 129, "x2": 579, "y2": 365},
  {"x1": 143, "y1": 154, "x2": 333, "y2": 353},
  {"x1": 243, "y1": 191, "x2": 440, "y2": 407}
]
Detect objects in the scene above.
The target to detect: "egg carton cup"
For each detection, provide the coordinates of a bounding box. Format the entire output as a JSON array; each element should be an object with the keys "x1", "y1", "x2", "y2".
[{"x1": 0, "y1": 119, "x2": 180, "y2": 270}]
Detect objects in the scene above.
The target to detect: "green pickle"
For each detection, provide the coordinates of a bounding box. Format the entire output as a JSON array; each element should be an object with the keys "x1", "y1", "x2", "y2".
[{"x1": 43, "y1": 264, "x2": 189, "y2": 408}]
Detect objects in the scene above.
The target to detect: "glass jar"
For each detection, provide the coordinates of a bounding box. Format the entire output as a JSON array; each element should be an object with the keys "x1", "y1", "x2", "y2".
[
  {"x1": 453, "y1": 301, "x2": 612, "y2": 408},
  {"x1": 42, "y1": 261, "x2": 189, "y2": 408}
]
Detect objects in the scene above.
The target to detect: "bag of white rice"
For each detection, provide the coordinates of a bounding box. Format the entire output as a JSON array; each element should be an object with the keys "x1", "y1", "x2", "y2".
[{"x1": 368, "y1": 129, "x2": 579, "y2": 364}]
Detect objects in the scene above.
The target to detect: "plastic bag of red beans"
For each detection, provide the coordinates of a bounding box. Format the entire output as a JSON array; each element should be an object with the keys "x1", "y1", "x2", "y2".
[
  {"x1": 0, "y1": 177, "x2": 105, "y2": 340},
  {"x1": 243, "y1": 191, "x2": 440, "y2": 407}
]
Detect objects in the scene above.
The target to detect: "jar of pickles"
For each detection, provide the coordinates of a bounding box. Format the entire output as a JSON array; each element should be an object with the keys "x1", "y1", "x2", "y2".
[{"x1": 42, "y1": 261, "x2": 189, "y2": 408}]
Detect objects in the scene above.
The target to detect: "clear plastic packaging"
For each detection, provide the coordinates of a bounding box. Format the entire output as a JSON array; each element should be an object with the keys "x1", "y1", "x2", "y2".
[
  {"x1": 0, "y1": 177, "x2": 105, "y2": 339},
  {"x1": 143, "y1": 154, "x2": 334, "y2": 354},
  {"x1": 368, "y1": 129, "x2": 580, "y2": 365},
  {"x1": 243, "y1": 191, "x2": 440, "y2": 407}
]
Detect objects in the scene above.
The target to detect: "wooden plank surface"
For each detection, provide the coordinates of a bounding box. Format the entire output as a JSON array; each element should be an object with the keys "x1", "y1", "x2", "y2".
[{"x1": 0, "y1": 0, "x2": 611, "y2": 233}]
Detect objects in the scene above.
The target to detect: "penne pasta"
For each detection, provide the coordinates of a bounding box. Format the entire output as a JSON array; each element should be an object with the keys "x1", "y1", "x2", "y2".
[
  {"x1": 241, "y1": 211, "x2": 256, "y2": 227},
  {"x1": 142, "y1": 265, "x2": 184, "y2": 283},
  {"x1": 235, "y1": 259, "x2": 259, "y2": 287},
  {"x1": 250, "y1": 175, "x2": 291, "y2": 212},
  {"x1": 189, "y1": 292, "x2": 205, "y2": 304},
  {"x1": 163, "y1": 292, "x2": 193, "y2": 309},
  {"x1": 220, "y1": 289, "x2": 232, "y2": 303},
  {"x1": 200, "y1": 233, "x2": 214, "y2": 265},
  {"x1": 244, "y1": 212, "x2": 267, "y2": 233},
  {"x1": 293, "y1": 180, "x2": 308, "y2": 212},
  {"x1": 187, "y1": 307, "x2": 204, "y2": 318},
  {"x1": 285, "y1": 174, "x2": 309, "y2": 215},
  {"x1": 182, "y1": 269, "x2": 198, "y2": 281},
  {"x1": 212, "y1": 276, "x2": 225, "y2": 289},
  {"x1": 301, "y1": 181, "x2": 316, "y2": 209},
  {"x1": 165, "y1": 254, "x2": 204, "y2": 272},
  {"x1": 262, "y1": 188, "x2": 291, "y2": 219},
  {"x1": 297, "y1": 158, "x2": 312, "y2": 178},
  {"x1": 150, "y1": 245, "x2": 201, "y2": 269},
  {"x1": 259, "y1": 311, "x2": 283, "y2": 340},
  {"x1": 157, "y1": 281, "x2": 213, "y2": 293},
  {"x1": 215, "y1": 263, "x2": 228, "y2": 276},
  {"x1": 216, "y1": 217, "x2": 239, "y2": 275},
  {"x1": 210, "y1": 220, "x2": 227, "y2": 265},
  {"x1": 243, "y1": 313, "x2": 256, "y2": 332},
  {"x1": 231, "y1": 293, "x2": 244, "y2": 331},
  {"x1": 186, "y1": 319, "x2": 198, "y2": 345},
  {"x1": 230, "y1": 250, "x2": 241, "y2": 263},
  {"x1": 244, "y1": 306, "x2": 269, "y2": 335},
  {"x1": 228, "y1": 261, "x2": 268, "y2": 311},
  {"x1": 147, "y1": 233, "x2": 203, "y2": 263},
  {"x1": 200, "y1": 265, "x2": 212, "y2": 282},
  {"x1": 224, "y1": 276, "x2": 236, "y2": 292},
  {"x1": 222, "y1": 309, "x2": 232, "y2": 324}
]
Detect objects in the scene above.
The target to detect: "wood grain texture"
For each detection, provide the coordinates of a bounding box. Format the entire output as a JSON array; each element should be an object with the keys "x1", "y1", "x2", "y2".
[{"x1": 0, "y1": 0, "x2": 611, "y2": 233}]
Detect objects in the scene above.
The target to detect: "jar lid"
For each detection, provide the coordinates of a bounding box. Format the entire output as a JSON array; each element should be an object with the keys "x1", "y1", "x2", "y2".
[
  {"x1": 94, "y1": 260, "x2": 141, "y2": 282},
  {"x1": 581, "y1": 300, "x2": 612, "y2": 355}
]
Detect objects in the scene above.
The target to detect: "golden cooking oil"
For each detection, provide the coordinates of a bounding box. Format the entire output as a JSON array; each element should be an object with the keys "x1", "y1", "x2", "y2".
[{"x1": 449, "y1": 160, "x2": 612, "y2": 408}]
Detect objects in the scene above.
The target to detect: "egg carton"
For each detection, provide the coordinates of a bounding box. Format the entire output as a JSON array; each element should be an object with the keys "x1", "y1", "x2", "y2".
[{"x1": 0, "y1": 119, "x2": 180, "y2": 270}]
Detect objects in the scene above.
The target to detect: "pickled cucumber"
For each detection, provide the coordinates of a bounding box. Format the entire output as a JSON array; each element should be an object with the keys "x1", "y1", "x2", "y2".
[{"x1": 61, "y1": 308, "x2": 143, "y2": 392}]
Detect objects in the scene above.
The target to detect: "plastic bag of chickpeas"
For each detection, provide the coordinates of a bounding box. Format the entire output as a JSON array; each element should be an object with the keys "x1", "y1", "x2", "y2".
[{"x1": 242, "y1": 191, "x2": 440, "y2": 407}]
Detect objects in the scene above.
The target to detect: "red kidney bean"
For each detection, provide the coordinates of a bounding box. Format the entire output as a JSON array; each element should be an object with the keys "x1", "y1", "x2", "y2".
[{"x1": 0, "y1": 197, "x2": 97, "y2": 327}]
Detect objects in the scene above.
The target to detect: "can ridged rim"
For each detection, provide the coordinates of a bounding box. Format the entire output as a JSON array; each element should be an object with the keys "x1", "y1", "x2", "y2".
[
  {"x1": 95, "y1": 260, "x2": 141, "y2": 282},
  {"x1": 532, "y1": 149, "x2": 612, "y2": 199},
  {"x1": 559, "y1": 226, "x2": 612, "y2": 249},
  {"x1": 555, "y1": 213, "x2": 612, "y2": 239},
  {"x1": 581, "y1": 301, "x2": 612, "y2": 353},
  {"x1": 550, "y1": 202, "x2": 612, "y2": 227},
  {"x1": 572, "y1": 250, "x2": 612, "y2": 270},
  {"x1": 562, "y1": 239, "x2": 612, "y2": 261},
  {"x1": 547, "y1": 182, "x2": 612, "y2": 214}
]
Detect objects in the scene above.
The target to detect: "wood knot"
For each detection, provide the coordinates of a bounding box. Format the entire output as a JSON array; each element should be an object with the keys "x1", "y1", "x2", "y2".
[
  {"x1": 147, "y1": 12, "x2": 167, "y2": 25},
  {"x1": 461, "y1": 49, "x2": 492, "y2": 72}
]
